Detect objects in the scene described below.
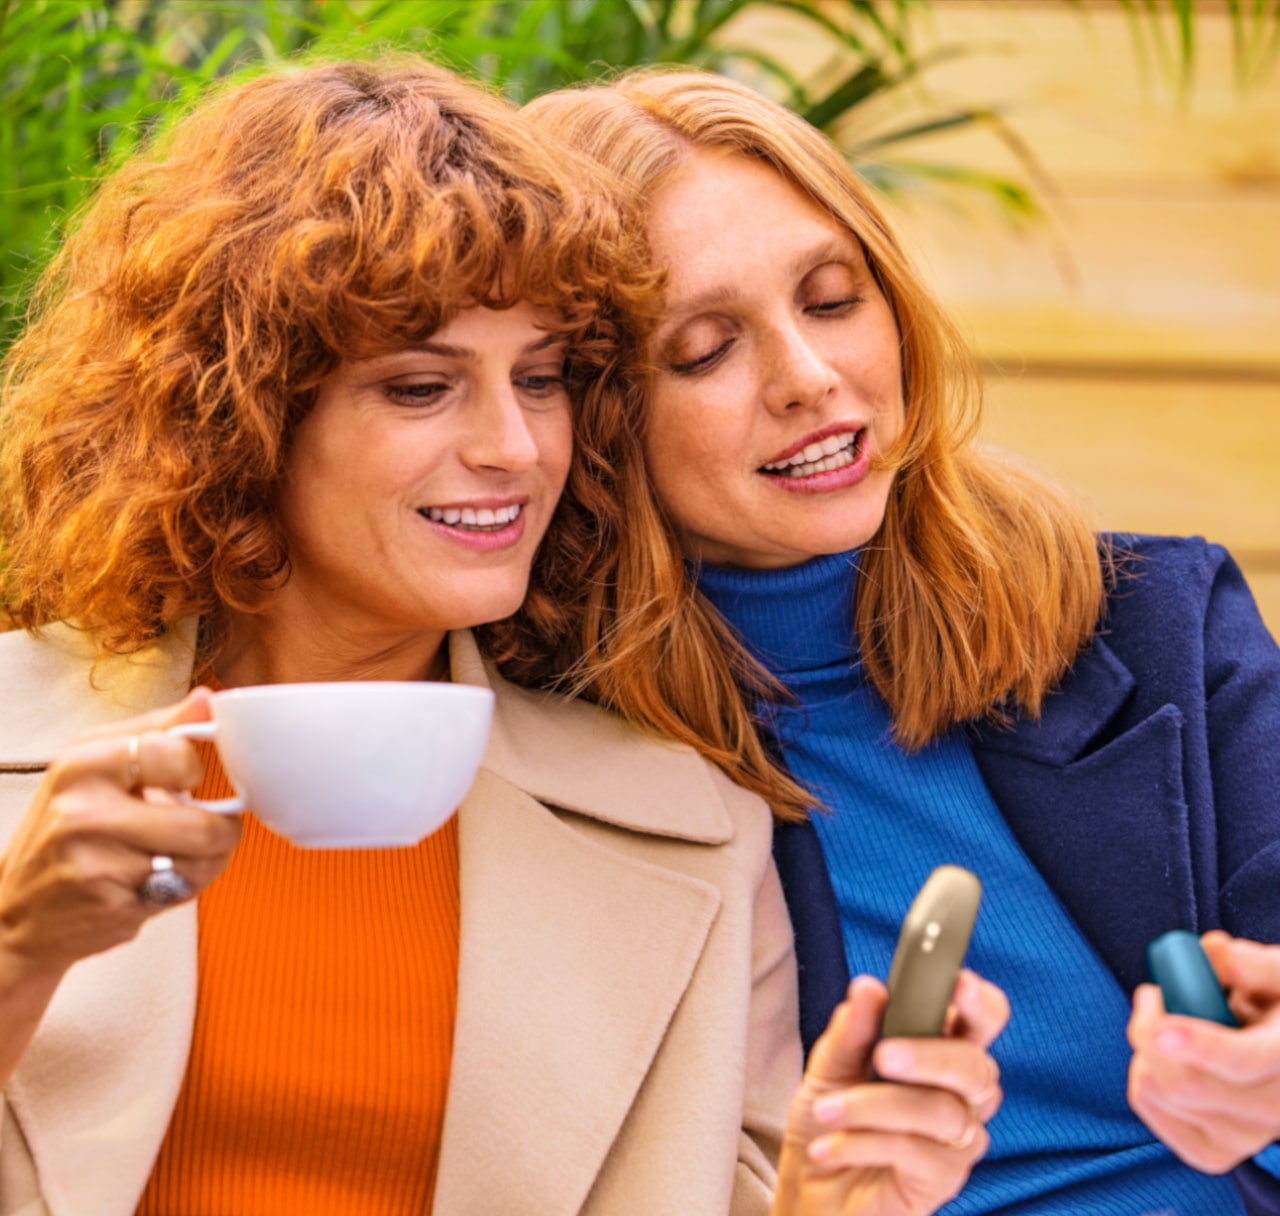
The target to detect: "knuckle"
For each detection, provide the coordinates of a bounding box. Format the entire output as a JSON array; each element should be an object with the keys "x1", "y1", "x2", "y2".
[
  {"x1": 1183, "y1": 1142, "x2": 1229, "y2": 1174},
  {"x1": 72, "y1": 860, "x2": 123, "y2": 899},
  {"x1": 1128, "y1": 1073, "x2": 1153, "y2": 1114},
  {"x1": 46, "y1": 790, "x2": 109, "y2": 840},
  {"x1": 185, "y1": 854, "x2": 230, "y2": 891},
  {"x1": 161, "y1": 735, "x2": 204, "y2": 785},
  {"x1": 1179, "y1": 1074, "x2": 1209, "y2": 1103},
  {"x1": 989, "y1": 986, "x2": 1011, "y2": 1026},
  {"x1": 43, "y1": 750, "x2": 93, "y2": 794},
  {"x1": 193, "y1": 812, "x2": 237, "y2": 856},
  {"x1": 970, "y1": 1126, "x2": 991, "y2": 1162}
]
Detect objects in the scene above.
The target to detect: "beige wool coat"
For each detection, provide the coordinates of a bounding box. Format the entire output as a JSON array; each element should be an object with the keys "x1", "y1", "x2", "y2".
[{"x1": 0, "y1": 623, "x2": 801, "y2": 1216}]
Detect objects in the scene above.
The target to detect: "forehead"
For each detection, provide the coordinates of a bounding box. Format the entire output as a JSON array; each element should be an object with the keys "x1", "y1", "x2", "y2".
[{"x1": 647, "y1": 150, "x2": 860, "y2": 302}]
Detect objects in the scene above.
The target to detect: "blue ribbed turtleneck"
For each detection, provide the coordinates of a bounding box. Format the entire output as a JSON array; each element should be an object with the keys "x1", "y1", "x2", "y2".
[{"x1": 697, "y1": 550, "x2": 1241, "y2": 1216}]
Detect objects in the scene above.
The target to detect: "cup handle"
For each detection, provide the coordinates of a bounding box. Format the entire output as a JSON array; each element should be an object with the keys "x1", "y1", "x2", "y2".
[{"x1": 166, "y1": 721, "x2": 247, "y2": 814}]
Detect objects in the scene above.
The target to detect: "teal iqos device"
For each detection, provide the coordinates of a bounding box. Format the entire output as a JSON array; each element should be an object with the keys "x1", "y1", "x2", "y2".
[
  {"x1": 1145, "y1": 930, "x2": 1239, "y2": 1026},
  {"x1": 881, "y1": 865, "x2": 983, "y2": 1039}
]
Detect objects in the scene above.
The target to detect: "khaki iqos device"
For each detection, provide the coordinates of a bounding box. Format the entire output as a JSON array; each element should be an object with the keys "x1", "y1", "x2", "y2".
[{"x1": 881, "y1": 865, "x2": 983, "y2": 1039}]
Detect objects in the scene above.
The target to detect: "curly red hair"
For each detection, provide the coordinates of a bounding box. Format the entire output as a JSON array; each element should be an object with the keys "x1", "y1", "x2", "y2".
[{"x1": 0, "y1": 57, "x2": 655, "y2": 659}]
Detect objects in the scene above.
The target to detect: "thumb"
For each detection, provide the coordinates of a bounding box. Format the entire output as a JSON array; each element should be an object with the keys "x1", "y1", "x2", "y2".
[
  {"x1": 168, "y1": 686, "x2": 215, "y2": 726},
  {"x1": 783, "y1": 976, "x2": 887, "y2": 1151},
  {"x1": 807, "y1": 975, "x2": 888, "y2": 1092},
  {"x1": 77, "y1": 686, "x2": 215, "y2": 744}
]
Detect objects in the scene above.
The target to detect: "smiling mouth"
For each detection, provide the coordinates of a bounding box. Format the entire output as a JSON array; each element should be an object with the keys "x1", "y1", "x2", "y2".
[
  {"x1": 419, "y1": 504, "x2": 524, "y2": 532},
  {"x1": 760, "y1": 431, "x2": 861, "y2": 478}
]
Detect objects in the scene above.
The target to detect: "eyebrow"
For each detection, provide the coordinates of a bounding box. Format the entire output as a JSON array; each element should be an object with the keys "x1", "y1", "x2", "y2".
[
  {"x1": 409, "y1": 331, "x2": 566, "y2": 361},
  {"x1": 660, "y1": 234, "x2": 862, "y2": 326},
  {"x1": 789, "y1": 236, "x2": 859, "y2": 279}
]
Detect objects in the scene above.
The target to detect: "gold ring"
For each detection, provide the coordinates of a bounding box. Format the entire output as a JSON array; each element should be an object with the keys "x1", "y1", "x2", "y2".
[{"x1": 126, "y1": 734, "x2": 144, "y2": 791}]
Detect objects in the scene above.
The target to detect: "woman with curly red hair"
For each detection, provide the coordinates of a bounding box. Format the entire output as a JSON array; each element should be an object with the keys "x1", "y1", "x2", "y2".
[{"x1": 0, "y1": 57, "x2": 820, "y2": 1216}]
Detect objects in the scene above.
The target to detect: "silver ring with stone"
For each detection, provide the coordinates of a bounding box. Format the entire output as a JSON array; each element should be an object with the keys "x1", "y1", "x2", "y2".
[{"x1": 138, "y1": 855, "x2": 193, "y2": 907}]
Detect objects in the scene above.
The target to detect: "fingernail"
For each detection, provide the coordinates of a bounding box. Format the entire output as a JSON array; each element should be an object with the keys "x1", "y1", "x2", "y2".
[
  {"x1": 877, "y1": 1044, "x2": 912, "y2": 1075},
  {"x1": 813, "y1": 1095, "x2": 843, "y2": 1125},
  {"x1": 808, "y1": 1136, "x2": 835, "y2": 1164},
  {"x1": 1155, "y1": 1029, "x2": 1187, "y2": 1054}
]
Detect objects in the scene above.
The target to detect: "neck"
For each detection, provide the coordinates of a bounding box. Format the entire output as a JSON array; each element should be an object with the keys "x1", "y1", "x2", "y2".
[
  {"x1": 215, "y1": 605, "x2": 449, "y2": 688},
  {"x1": 694, "y1": 549, "x2": 860, "y2": 677}
]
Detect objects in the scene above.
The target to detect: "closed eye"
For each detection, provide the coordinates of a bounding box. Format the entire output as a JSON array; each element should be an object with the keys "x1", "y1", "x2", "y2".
[
  {"x1": 670, "y1": 338, "x2": 733, "y2": 375},
  {"x1": 806, "y1": 295, "x2": 862, "y2": 317}
]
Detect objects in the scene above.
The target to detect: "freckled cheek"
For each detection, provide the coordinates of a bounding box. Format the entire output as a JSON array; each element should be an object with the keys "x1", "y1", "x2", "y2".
[
  {"x1": 873, "y1": 395, "x2": 906, "y2": 446},
  {"x1": 648, "y1": 394, "x2": 748, "y2": 513},
  {"x1": 858, "y1": 351, "x2": 906, "y2": 422},
  {"x1": 536, "y1": 414, "x2": 574, "y2": 500}
]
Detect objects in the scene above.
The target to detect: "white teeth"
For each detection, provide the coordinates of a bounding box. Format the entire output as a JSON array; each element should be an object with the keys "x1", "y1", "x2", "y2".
[
  {"x1": 762, "y1": 432, "x2": 859, "y2": 475},
  {"x1": 422, "y1": 503, "x2": 523, "y2": 529}
]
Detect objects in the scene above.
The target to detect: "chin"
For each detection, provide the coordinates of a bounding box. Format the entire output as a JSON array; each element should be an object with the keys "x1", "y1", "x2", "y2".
[{"x1": 435, "y1": 580, "x2": 531, "y2": 633}]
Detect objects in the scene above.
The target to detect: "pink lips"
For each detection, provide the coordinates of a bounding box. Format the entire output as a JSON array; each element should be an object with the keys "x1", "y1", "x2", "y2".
[
  {"x1": 417, "y1": 500, "x2": 528, "y2": 552},
  {"x1": 762, "y1": 422, "x2": 863, "y2": 468},
  {"x1": 758, "y1": 429, "x2": 871, "y2": 494}
]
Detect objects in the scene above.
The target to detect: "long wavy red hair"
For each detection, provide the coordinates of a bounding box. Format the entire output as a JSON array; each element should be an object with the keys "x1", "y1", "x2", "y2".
[
  {"x1": 0, "y1": 57, "x2": 655, "y2": 665},
  {"x1": 511, "y1": 69, "x2": 1109, "y2": 819}
]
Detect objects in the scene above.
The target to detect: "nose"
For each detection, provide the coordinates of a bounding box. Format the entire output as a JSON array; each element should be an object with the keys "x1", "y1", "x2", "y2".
[
  {"x1": 761, "y1": 321, "x2": 838, "y2": 417},
  {"x1": 458, "y1": 383, "x2": 539, "y2": 474}
]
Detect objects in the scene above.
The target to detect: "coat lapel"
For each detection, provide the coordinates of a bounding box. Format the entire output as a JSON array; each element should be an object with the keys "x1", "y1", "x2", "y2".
[
  {"x1": 970, "y1": 635, "x2": 1197, "y2": 991},
  {"x1": 0, "y1": 622, "x2": 201, "y2": 1216},
  {"x1": 434, "y1": 634, "x2": 733, "y2": 1215},
  {"x1": 433, "y1": 770, "x2": 722, "y2": 1215},
  {"x1": 4, "y1": 902, "x2": 197, "y2": 1216},
  {"x1": 1, "y1": 626, "x2": 736, "y2": 1214}
]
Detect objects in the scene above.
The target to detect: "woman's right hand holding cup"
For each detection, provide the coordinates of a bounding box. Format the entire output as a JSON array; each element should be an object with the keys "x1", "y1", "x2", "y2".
[
  {"x1": 0, "y1": 688, "x2": 241, "y2": 1084},
  {"x1": 773, "y1": 969, "x2": 1008, "y2": 1216}
]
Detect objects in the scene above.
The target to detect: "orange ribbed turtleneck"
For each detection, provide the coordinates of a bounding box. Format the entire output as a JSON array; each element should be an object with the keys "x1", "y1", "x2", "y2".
[{"x1": 137, "y1": 694, "x2": 460, "y2": 1215}]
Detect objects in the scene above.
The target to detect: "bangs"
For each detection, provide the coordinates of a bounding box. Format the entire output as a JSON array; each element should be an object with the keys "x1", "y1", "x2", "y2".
[
  {"x1": 308, "y1": 193, "x2": 612, "y2": 365},
  {"x1": 231, "y1": 68, "x2": 625, "y2": 366}
]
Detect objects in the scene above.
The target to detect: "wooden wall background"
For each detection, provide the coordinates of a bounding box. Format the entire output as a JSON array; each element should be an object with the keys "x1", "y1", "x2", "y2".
[{"x1": 733, "y1": 0, "x2": 1280, "y2": 635}]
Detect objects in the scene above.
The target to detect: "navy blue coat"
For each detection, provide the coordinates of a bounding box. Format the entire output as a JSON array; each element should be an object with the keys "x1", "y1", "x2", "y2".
[{"x1": 773, "y1": 534, "x2": 1280, "y2": 1213}]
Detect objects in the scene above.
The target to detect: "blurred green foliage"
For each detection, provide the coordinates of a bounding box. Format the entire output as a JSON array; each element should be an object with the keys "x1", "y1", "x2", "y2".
[
  {"x1": 0, "y1": 0, "x2": 1275, "y2": 352},
  {"x1": 0, "y1": 0, "x2": 1046, "y2": 350}
]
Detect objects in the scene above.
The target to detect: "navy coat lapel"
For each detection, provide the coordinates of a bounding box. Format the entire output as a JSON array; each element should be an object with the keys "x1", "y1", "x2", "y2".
[
  {"x1": 772, "y1": 818, "x2": 847, "y2": 1056},
  {"x1": 969, "y1": 635, "x2": 1198, "y2": 992}
]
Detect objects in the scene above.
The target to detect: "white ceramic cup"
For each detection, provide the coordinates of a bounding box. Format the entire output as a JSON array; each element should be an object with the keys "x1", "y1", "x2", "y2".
[{"x1": 167, "y1": 682, "x2": 494, "y2": 848}]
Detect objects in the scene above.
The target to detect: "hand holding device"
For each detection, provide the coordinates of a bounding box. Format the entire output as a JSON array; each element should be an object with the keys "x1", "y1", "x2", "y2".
[
  {"x1": 773, "y1": 972, "x2": 1006, "y2": 1216},
  {"x1": 1129, "y1": 931, "x2": 1280, "y2": 1173}
]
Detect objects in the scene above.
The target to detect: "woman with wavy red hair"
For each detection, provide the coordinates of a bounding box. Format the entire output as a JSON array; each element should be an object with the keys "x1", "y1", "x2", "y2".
[
  {"x1": 524, "y1": 69, "x2": 1280, "y2": 1215},
  {"x1": 0, "y1": 57, "x2": 830, "y2": 1216}
]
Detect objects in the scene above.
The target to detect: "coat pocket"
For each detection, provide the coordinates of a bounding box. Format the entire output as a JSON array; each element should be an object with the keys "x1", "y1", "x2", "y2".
[{"x1": 975, "y1": 703, "x2": 1195, "y2": 992}]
